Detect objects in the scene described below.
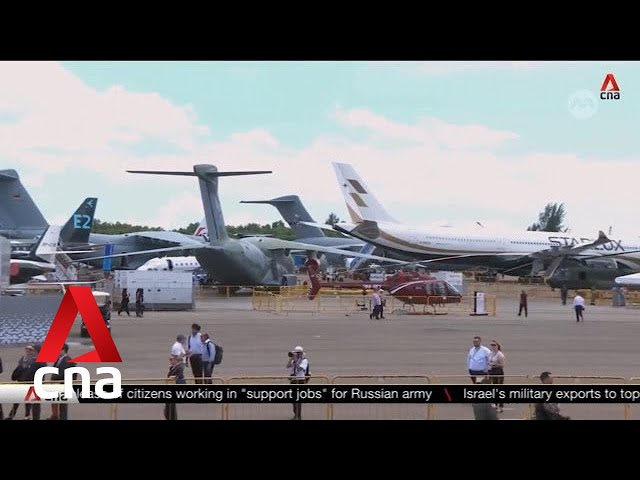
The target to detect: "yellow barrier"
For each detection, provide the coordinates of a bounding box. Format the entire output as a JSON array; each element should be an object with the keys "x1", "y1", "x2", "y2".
[{"x1": 251, "y1": 290, "x2": 498, "y2": 316}]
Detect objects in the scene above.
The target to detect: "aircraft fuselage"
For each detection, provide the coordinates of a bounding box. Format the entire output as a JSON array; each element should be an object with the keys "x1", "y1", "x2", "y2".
[
  {"x1": 336, "y1": 221, "x2": 640, "y2": 275},
  {"x1": 195, "y1": 239, "x2": 295, "y2": 286}
]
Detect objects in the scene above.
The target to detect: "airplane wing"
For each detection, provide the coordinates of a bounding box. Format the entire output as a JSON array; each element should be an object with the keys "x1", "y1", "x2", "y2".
[
  {"x1": 297, "y1": 221, "x2": 340, "y2": 232},
  {"x1": 529, "y1": 230, "x2": 611, "y2": 259},
  {"x1": 386, "y1": 252, "x2": 534, "y2": 270},
  {"x1": 243, "y1": 237, "x2": 407, "y2": 265},
  {"x1": 234, "y1": 233, "x2": 275, "y2": 239},
  {"x1": 122, "y1": 231, "x2": 206, "y2": 247},
  {"x1": 72, "y1": 244, "x2": 212, "y2": 262}
]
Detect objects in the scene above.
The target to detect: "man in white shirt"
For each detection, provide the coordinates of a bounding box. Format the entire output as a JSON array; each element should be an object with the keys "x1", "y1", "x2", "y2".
[
  {"x1": 467, "y1": 336, "x2": 490, "y2": 384},
  {"x1": 370, "y1": 287, "x2": 382, "y2": 320},
  {"x1": 171, "y1": 335, "x2": 187, "y2": 365},
  {"x1": 573, "y1": 294, "x2": 585, "y2": 322}
]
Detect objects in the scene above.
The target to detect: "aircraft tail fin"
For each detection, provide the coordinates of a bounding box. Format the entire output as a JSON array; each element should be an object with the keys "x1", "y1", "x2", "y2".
[
  {"x1": 240, "y1": 195, "x2": 325, "y2": 239},
  {"x1": 193, "y1": 217, "x2": 209, "y2": 242},
  {"x1": 60, "y1": 197, "x2": 97, "y2": 245},
  {"x1": 0, "y1": 169, "x2": 48, "y2": 237},
  {"x1": 32, "y1": 224, "x2": 62, "y2": 264},
  {"x1": 347, "y1": 243, "x2": 377, "y2": 272},
  {"x1": 127, "y1": 166, "x2": 271, "y2": 244},
  {"x1": 332, "y1": 162, "x2": 397, "y2": 223}
]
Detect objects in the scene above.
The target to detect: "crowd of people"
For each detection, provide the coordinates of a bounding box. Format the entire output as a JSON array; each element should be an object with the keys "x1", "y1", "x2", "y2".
[{"x1": 1, "y1": 286, "x2": 586, "y2": 421}]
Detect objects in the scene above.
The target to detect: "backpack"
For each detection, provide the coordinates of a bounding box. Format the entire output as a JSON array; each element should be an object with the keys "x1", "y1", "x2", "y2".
[{"x1": 213, "y1": 343, "x2": 223, "y2": 365}]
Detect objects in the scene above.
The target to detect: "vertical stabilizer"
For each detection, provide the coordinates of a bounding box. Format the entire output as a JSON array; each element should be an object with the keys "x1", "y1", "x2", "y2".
[
  {"x1": 33, "y1": 225, "x2": 62, "y2": 264},
  {"x1": 127, "y1": 165, "x2": 271, "y2": 245},
  {"x1": 193, "y1": 217, "x2": 209, "y2": 241},
  {"x1": 0, "y1": 169, "x2": 48, "y2": 238},
  {"x1": 332, "y1": 162, "x2": 397, "y2": 223},
  {"x1": 193, "y1": 165, "x2": 229, "y2": 243},
  {"x1": 240, "y1": 195, "x2": 325, "y2": 239},
  {"x1": 60, "y1": 197, "x2": 98, "y2": 245}
]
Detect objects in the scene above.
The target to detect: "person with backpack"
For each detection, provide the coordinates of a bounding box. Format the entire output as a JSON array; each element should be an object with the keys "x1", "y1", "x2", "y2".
[
  {"x1": 286, "y1": 345, "x2": 310, "y2": 420},
  {"x1": 201, "y1": 333, "x2": 216, "y2": 384}
]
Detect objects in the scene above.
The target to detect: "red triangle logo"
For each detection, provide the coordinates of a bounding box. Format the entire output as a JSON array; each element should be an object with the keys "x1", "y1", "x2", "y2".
[
  {"x1": 37, "y1": 286, "x2": 122, "y2": 363},
  {"x1": 24, "y1": 386, "x2": 41, "y2": 401},
  {"x1": 600, "y1": 73, "x2": 620, "y2": 92}
]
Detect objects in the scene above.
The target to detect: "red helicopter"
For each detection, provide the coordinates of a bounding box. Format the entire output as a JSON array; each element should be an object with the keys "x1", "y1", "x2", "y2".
[
  {"x1": 308, "y1": 267, "x2": 462, "y2": 306},
  {"x1": 381, "y1": 271, "x2": 462, "y2": 306}
]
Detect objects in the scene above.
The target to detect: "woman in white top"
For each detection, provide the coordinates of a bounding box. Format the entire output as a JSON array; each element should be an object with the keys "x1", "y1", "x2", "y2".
[{"x1": 488, "y1": 340, "x2": 506, "y2": 412}]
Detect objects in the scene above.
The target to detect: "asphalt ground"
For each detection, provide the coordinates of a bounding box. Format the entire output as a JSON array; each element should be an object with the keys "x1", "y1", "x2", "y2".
[{"x1": 1, "y1": 291, "x2": 639, "y2": 420}]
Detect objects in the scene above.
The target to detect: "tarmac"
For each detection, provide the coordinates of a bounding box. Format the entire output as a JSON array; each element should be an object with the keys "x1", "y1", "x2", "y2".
[{"x1": 1, "y1": 288, "x2": 640, "y2": 420}]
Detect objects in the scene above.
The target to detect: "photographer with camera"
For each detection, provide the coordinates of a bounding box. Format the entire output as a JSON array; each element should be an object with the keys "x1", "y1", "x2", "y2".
[{"x1": 286, "y1": 346, "x2": 309, "y2": 420}]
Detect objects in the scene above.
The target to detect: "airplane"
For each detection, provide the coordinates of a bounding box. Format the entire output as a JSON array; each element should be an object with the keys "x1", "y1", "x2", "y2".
[
  {"x1": 137, "y1": 255, "x2": 201, "y2": 272},
  {"x1": 0, "y1": 169, "x2": 97, "y2": 251},
  {"x1": 0, "y1": 170, "x2": 211, "y2": 270},
  {"x1": 9, "y1": 197, "x2": 99, "y2": 258},
  {"x1": 9, "y1": 225, "x2": 94, "y2": 284},
  {"x1": 0, "y1": 169, "x2": 48, "y2": 241},
  {"x1": 323, "y1": 162, "x2": 640, "y2": 280},
  {"x1": 95, "y1": 164, "x2": 406, "y2": 287},
  {"x1": 240, "y1": 195, "x2": 365, "y2": 248},
  {"x1": 240, "y1": 194, "x2": 385, "y2": 274}
]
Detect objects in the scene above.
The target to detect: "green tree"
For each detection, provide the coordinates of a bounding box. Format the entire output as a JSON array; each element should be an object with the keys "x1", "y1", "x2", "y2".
[
  {"x1": 325, "y1": 213, "x2": 340, "y2": 225},
  {"x1": 527, "y1": 203, "x2": 567, "y2": 232},
  {"x1": 92, "y1": 219, "x2": 164, "y2": 234},
  {"x1": 174, "y1": 222, "x2": 200, "y2": 235}
]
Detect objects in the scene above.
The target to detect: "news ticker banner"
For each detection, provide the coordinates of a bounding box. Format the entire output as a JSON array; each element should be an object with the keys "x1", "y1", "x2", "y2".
[{"x1": 6, "y1": 384, "x2": 640, "y2": 404}]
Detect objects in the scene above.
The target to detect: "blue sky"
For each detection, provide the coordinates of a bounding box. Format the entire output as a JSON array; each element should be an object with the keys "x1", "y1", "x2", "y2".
[{"x1": 1, "y1": 61, "x2": 639, "y2": 237}]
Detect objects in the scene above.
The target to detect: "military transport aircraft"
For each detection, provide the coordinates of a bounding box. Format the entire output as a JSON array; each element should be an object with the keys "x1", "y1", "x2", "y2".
[{"x1": 96, "y1": 165, "x2": 405, "y2": 287}]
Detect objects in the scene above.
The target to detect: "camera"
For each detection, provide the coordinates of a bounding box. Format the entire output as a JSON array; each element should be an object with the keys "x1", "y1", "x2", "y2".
[{"x1": 288, "y1": 351, "x2": 294, "y2": 358}]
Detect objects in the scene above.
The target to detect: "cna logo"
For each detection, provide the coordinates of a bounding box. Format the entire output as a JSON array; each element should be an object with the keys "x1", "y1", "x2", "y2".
[
  {"x1": 600, "y1": 73, "x2": 621, "y2": 100},
  {"x1": 37, "y1": 286, "x2": 121, "y2": 363},
  {"x1": 31, "y1": 286, "x2": 123, "y2": 401}
]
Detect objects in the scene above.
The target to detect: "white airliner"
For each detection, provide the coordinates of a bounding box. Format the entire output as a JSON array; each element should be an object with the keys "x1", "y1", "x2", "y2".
[
  {"x1": 326, "y1": 162, "x2": 640, "y2": 277},
  {"x1": 137, "y1": 255, "x2": 201, "y2": 272}
]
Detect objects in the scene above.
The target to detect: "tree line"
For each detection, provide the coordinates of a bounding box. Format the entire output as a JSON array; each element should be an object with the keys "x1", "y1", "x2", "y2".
[
  {"x1": 91, "y1": 214, "x2": 346, "y2": 237},
  {"x1": 91, "y1": 203, "x2": 568, "y2": 236}
]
